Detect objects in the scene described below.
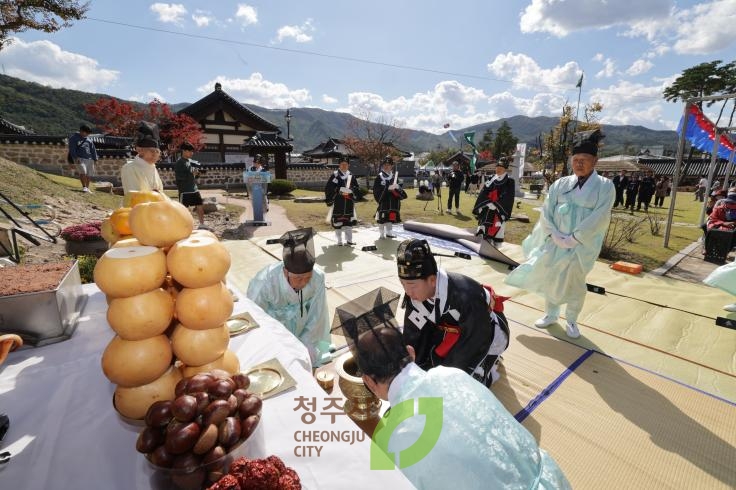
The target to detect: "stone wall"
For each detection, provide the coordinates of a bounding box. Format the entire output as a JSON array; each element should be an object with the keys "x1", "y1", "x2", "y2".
[{"x1": 0, "y1": 141, "x2": 412, "y2": 190}]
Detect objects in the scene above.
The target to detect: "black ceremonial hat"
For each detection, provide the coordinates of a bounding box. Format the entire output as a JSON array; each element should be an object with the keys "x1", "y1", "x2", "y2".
[
  {"x1": 396, "y1": 239, "x2": 438, "y2": 280},
  {"x1": 280, "y1": 227, "x2": 315, "y2": 274},
  {"x1": 572, "y1": 129, "x2": 605, "y2": 156},
  {"x1": 180, "y1": 142, "x2": 195, "y2": 152},
  {"x1": 496, "y1": 157, "x2": 510, "y2": 169},
  {"x1": 135, "y1": 121, "x2": 161, "y2": 149}
]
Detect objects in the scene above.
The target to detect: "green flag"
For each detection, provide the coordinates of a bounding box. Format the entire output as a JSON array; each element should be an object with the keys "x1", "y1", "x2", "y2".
[{"x1": 463, "y1": 132, "x2": 477, "y2": 173}]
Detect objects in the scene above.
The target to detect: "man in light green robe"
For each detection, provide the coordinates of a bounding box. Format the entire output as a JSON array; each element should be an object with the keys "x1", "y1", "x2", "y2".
[
  {"x1": 354, "y1": 326, "x2": 571, "y2": 490},
  {"x1": 247, "y1": 229, "x2": 332, "y2": 366},
  {"x1": 506, "y1": 130, "x2": 614, "y2": 338}
]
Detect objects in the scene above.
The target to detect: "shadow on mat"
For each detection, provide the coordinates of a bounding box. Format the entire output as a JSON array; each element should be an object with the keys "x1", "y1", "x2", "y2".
[
  {"x1": 517, "y1": 334, "x2": 735, "y2": 487},
  {"x1": 316, "y1": 245, "x2": 358, "y2": 273},
  {"x1": 490, "y1": 363, "x2": 543, "y2": 443}
]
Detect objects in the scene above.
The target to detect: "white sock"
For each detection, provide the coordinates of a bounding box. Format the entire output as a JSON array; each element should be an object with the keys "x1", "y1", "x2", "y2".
[
  {"x1": 378, "y1": 224, "x2": 385, "y2": 238},
  {"x1": 345, "y1": 227, "x2": 353, "y2": 242},
  {"x1": 386, "y1": 223, "x2": 393, "y2": 235},
  {"x1": 335, "y1": 230, "x2": 343, "y2": 244}
]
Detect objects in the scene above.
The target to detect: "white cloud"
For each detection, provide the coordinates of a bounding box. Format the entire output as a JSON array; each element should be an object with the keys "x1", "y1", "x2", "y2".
[
  {"x1": 192, "y1": 10, "x2": 215, "y2": 27},
  {"x1": 487, "y1": 52, "x2": 580, "y2": 90},
  {"x1": 594, "y1": 57, "x2": 616, "y2": 79},
  {"x1": 235, "y1": 4, "x2": 258, "y2": 26},
  {"x1": 672, "y1": 0, "x2": 736, "y2": 54},
  {"x1": 129, "y1": 92, "x2": 167, "y2": 103},
  {"x1": 0, "y1": 38, "x2": 119, "y2": 91},
  {"x1": 322, "y1": 94, "x2": 338, "y2": 104},
  {"x1": 589, "y1": 80, "x2": 675, "y2": 129},
  {"x1": 197, "y1": 73, "x2": 310, "y2": 108},
  {"x1": 150, "y1": 3, "x2": 187, "y2": 25},
  {"x1": 626, "y1": 59, "x2": 654, "y2": 76},
  {"x1": 276, "y1": 19, "x2": 315, "y2": 43},
  {"x1": 520, "y1": 0, "x2": 671, "y2": 37}
]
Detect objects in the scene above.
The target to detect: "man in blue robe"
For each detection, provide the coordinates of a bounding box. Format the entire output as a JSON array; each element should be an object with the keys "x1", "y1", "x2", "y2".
[
  {"x1": 506, "y1": 130, "x2": 615, "y2": 338},
  {"x1": 345, "y1": 322, "x2": 571, "y2": 490},
  {"x1": 247, "y1": 228, "x2": 331, "y2": 366}
]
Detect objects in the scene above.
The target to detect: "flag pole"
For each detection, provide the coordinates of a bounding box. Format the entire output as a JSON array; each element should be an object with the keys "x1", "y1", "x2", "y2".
[{"x1": 572, "y1": 72, "x2": 583, "y2": 136}]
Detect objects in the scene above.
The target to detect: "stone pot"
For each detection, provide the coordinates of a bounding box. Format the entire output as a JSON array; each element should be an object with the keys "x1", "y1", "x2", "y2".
[
  {"x1": 64, "y1": 239, "x2": 108, "y2": 257},
  {"x1": 335, "y1": 352, "x2": 381, "y2": 422}
]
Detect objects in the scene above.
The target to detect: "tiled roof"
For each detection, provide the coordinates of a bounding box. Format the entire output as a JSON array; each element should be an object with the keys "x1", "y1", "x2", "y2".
[
  {"x1": 242, "y1": 132, "x2": 293, "y2": 149},
  {"x1": 0, "y1": 116, "x2": 34, "y2": 135},
  {"x1": 178, "y1": 83, "x2": 279, "y2": 132}
]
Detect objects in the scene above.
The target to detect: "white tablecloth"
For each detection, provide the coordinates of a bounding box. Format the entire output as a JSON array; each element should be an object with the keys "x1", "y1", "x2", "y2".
[{"x1": 0, "y1": 284, "x2": 414, "y2": 490}]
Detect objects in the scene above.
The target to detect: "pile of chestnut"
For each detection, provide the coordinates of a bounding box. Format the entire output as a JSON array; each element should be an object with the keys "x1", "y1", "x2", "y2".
[{"x1": 136, "y1": 369, "x2": 262, "y2": 489}]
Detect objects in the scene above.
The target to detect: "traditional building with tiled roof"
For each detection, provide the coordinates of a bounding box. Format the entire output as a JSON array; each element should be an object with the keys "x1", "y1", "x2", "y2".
[{"x1": 178, "y1": 82, "x2": 292, "y2": 178}]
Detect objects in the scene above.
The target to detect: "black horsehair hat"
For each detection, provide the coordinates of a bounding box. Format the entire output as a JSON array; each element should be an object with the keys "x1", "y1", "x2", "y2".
[
  {"x1": 135, "y1": 121, "x2": 161, "y2": 149},
  {"x1": 496, "y1": 157, "x2": 510, "y2": 169},
  {"x1": 572, "y1": 129, "x2": 605, "y2": 156},
  {"x1": 331, "y1": 287, "x2": 410, "y2": 379},
  {"x1": 396, "y1": 239, "x2": 438, "y2": 279},
  {"x1": 280, "y1": 227, "x2": 315, "y2": 274},
  {"x1": 180, "y1": 142, "x2": 195, "y2": 152}
]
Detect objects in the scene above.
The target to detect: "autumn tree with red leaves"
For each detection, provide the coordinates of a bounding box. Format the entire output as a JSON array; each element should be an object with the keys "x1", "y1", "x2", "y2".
[
  {"x1": 84, "y1": 98, "x2": 204, "y2": 154},
  {"x1": 343, "y1": 109, "x2": 407, "y2": 186}
]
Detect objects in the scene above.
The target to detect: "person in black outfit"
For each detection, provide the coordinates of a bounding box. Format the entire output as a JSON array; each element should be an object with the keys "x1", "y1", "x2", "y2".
[
  {"x1": 446, "y1": 161, "x2": 464, "y2": 213},
  {"x1": 612, "y1": 169, "x2": 629, "y2": 208},
  {"x1": 625, "y1": 174, "x2": 640, "y2": 212},
  {"x1": 397, "y1": 238, "x2": 510, "y2": 386},
  {"x1": 373, "y1": 156, "x2": 407, "y2": 239},
  {"x1": 472, "y1": 158, "x2": 515, "y2": 244},
  {"x1": 325, "y1": 156, "x2": 363, "y2": 246},
  {"x1": 637, "y1": 170, "x2": 656, "y2": 211}
]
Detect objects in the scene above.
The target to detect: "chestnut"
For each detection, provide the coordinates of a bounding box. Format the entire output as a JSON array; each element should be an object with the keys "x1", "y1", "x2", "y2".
[
  {"x1": 174, "y1": 377, "x2": 189, "y2": 398},
  {"x1": 202, "y1": 399, "x2": 230, "y2": 427},
  {"x1": 172, "y1": 395, "x2": 198, "y2": 422},
  {"x1": 165, "y1": 421, "x2": 201, "y2": 455},
  {"x1": 232, "y1": 388, "x2": 248, "y2": 407},
  {"x1": 194, "y1": 391, "x2": 210, "y2": 413},
  {"x1": 227, "y1": 394, "x2": 239, "y2": 415},
  {"x1": 241, "y1": 414, "x2": 260, "y2": 440},
  {"x1": 231, "y1": 373, "x2": 250, "y2": 390},
  {"x1": 209, "y1": 369, "x2": 231, "y2": 380},
  {"x1": 145, "y1": 400, "x2": 173, "y2": 428},
  {"x1": 209, "y1": 378, "x2": 235, "y2": 399},
  {"x1": 192, "y1": 424, "x2": 218, "y2": 455},
  {"x1": 149, "y1": 445, "x2": 175, "y2": 468},
  {"x1": 203, "y1": 445, "x2": 226, "y2": 470},
  {"x1": 238, "y1": 394, "x2": 263, "y2": 418},
  {"x1": 218, "y1": 416, "x2": 241, "y2": 448},
  {"x1": 186, "y1": 373, "x2": 215, "y2": 394},
  {"x1": 136, "y1": 426, "x2": 164, "y2": 454}
]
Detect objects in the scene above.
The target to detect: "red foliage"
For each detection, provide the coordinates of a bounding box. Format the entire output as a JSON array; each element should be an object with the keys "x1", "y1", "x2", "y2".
[
  {"x1": 84, "y1": 97, "x2": 204, "y2": 153},
  {"x1": 479, "y1": 150, "x2": 493, "y2": 161}
]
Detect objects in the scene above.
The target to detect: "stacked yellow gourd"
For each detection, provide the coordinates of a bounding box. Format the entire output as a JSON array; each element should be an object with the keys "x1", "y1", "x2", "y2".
[{"x1": 94, "y1": 196, "x2": 238, "y2": 421}]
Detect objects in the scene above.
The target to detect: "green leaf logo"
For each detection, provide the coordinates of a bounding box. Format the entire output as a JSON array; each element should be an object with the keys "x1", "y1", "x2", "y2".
[{"x1": 370, "y1": 397, "x2": 443, "y2": 470}]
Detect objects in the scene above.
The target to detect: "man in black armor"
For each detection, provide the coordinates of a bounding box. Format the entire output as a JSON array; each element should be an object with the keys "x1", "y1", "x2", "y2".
[
  {"x1": 472, "y1": 157, "x2": 515, "y2": 244},
  {"x1": 397, "y1": 239, "x2": 510, "y2": 386},
  {"x1": 373, "y1": 155, "x2": 407, "y2": 239},
  {"x1": 325, "y1": 156, "x2": 363, "y2": 246}
]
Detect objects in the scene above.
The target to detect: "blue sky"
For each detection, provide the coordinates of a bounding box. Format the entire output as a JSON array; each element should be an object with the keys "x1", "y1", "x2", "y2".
[{"x1": 1, "y1": 0, "x2": 735, "y2": 133}]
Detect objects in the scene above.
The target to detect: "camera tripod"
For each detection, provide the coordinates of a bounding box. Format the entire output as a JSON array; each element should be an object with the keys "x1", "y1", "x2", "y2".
[{"x1": 423, "y1": 183, "x2": 444, "y2": 215}]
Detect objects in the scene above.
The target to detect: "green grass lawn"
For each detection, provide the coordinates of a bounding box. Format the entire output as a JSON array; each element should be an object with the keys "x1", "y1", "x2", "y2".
[{"x1": 276, "y1": 187, "x2": 705, "y2": 272}]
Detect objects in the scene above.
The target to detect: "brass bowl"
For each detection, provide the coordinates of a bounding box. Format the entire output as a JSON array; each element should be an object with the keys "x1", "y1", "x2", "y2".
[{"x1": 335, "y1": 352, "x2": 381, "y2": 422}]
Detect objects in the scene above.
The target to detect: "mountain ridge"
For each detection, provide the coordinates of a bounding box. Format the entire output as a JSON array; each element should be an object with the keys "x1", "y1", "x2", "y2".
[{"x1": 0, "y1": 74, "x2": 678, "y2": 156}]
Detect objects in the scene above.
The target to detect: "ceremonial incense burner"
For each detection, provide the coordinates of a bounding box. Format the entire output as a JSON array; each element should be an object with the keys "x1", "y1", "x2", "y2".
[{"x1": 335, "y1": 352, "x2": 381, "y2": 422}]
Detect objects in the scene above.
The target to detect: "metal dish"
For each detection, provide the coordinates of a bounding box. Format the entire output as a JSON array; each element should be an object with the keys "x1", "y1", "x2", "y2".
[
  {"x1": 226, "y1": 312, "x2": 260, "y2": 337},
  {"x1": 243, "y1": 358, "x2": 297, "y2": 399}
]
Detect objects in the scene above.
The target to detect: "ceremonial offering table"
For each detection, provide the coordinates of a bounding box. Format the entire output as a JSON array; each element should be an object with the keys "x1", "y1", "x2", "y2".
[{"x1": 0, "y1": 284, "x2": 414, "y2": 490}]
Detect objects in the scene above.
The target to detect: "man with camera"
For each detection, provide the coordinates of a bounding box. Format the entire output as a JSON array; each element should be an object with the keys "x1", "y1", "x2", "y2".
[{"x1": 174, "y1": 142, "x2": 206, "y2": 228}]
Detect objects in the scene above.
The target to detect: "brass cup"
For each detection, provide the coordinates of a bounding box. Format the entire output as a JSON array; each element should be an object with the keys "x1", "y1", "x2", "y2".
[{"x1": 335, "y1": 352, "x2": 381, "y2": 422}]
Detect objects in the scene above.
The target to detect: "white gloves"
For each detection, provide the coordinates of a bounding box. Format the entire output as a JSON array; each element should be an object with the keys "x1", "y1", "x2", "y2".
[
  {"x1": 339, "y1": 187, "x2": 353, "y2": 195},
  {"x1": 486, "y1": 202, "x2": 497, "y2": 211},
  {"x1": 388, "y1": 184, "x2": 399, "y2": 190},
  {"x1": 551, "y1": 230, "x2": 578, "y2": 249}
]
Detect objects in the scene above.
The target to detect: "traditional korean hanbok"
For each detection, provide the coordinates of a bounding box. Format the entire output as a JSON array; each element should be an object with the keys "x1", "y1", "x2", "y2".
[
  {"x1": 505, "y1": 171, "x2": 614, "y2": 322},
  {"x1": 472, "y1": 171, "x2": 515, "y2": 242},
  {"x1": 384, "y1": 363, "x2": 572, "y2": 490},
  {"x1": 373, "y1": 169, "x2": 407, "y2": 238},
  {"x1": 325, "y1": 169, "x2": 362, "y2": 245}
]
